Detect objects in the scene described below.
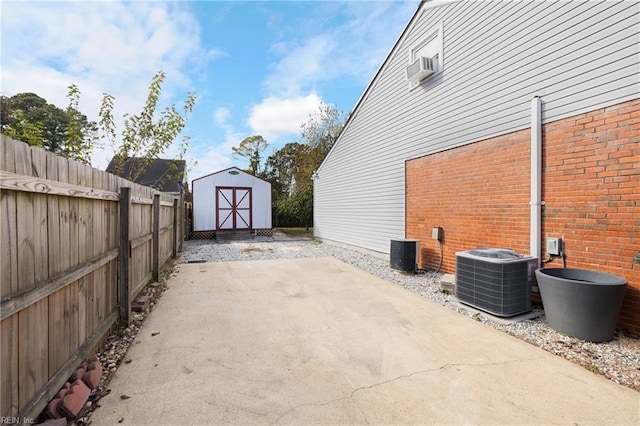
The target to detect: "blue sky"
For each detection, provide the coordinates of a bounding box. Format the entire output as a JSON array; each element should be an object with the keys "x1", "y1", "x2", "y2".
[{"x1": 1, "y1": 0, "x2": 417, "y2": 182}]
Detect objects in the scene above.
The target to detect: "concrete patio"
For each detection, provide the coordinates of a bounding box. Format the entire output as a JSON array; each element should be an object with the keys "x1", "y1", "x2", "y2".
[{"x1": 90, "y1": 257, "x2": 639, "y2": 425}]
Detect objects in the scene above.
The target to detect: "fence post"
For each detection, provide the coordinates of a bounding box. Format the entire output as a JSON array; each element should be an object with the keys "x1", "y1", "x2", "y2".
[
  {"x1": 179, "y1": 192, "x2": 185, "y2": 251},
  {"x1": 172, "y1": 197, "x2": 178, "y2": 258},
  {"x1": 152, "y1": 194, "x2": 160, "y2": 281},
  {"x1": 118, "y1": 187, "x2": 131, "y2": 325}
]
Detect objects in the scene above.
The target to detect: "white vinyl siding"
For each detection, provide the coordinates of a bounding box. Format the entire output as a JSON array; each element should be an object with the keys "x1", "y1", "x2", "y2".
[{"x1": 314, "y1": 0, "x2": 639, "y2": 254}]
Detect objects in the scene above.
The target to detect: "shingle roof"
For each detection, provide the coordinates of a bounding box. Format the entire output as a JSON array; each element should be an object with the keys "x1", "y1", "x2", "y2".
[{"x1": 106, "y1": 157, "x2": 186, "y2": 193}]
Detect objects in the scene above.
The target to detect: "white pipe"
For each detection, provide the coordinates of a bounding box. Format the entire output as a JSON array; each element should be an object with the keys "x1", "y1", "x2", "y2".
[{"x1": 530, "y1": 97, "x2": 542, "y2": 266}]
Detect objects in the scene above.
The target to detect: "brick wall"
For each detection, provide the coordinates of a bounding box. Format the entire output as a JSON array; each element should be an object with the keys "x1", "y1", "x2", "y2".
[{"x1": 406, "y1": 98, "x2": 640, "y2": 336}]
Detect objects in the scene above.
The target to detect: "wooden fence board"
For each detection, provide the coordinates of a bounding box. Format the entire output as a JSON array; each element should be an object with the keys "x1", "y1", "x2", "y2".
[
  {"x1": 0, "y1": 148, "x2": 19, "y2": 418},
  {"x1": 92, "y1": 169, "x2": 101, "y2": 259},
  {"x1": 13, "y1": 138, "x2": 30, "y2": 177},
  {"x1": 0, "y1": 192, "x2": 17, "y2": 298},
  {"x1": 0, "y1": 171, "x2": 119, "y2": 201},
  {"x1": 18, "y1": 311, "x2": 117, "y2": 422},
  {"x1": 78, "y1": 162, "x2": 93, "y2": 347},
  {"x1": 1, "y1": 250, "x2": 118, "y2": 320},
  {"x1": 16, "y1": 193, "x2": 35, "y2": 289},
  {"x1": 18, "y1": 301, "x2": 48, "y2": 410},
  {"x1": 57, "y1": 157, "x2": 70, "y2": 273},
  {"x1": 1, "y1": 317, "x2": 19, "y2": 417},
  {"x1": 41, "y1": 155, "x2": 58, "y2": 396},
  {"x1": 45, "y1": 152, "x2": 61, "y2": 278},
  {"x1": 47, "y1": 287, "x2": 66, "y2": 376},
  {"x1": 82, "y1": 164, "x2": 94, "y2": 266},
  {"x1": 85, "y1": 270, "x2": 95, "y2": 338},
  {"x1": 1, "y1": 138, "x2": 18, "y2": 300},
  {"x1": 77, "y1": 164, "x2": 88, "y2": 265},
  {"x1": 1, "y1": 137, "x2": 184, "y2": 417},
  {"x1": 30, "y1": 148, "x2": 49, "y2": 285},
  {"x1": 0, "y1": 135, "x2": 14, "y2": 170},
  {"x1": 68, "y1": 161, "x2": 80, "y2": 270},
  {"x1": 97, "y1": 268, "x2": 107, "y2": 324},
  {"x1": 107, "y1": 259, "x2": 117, "y2": 316},
  {"x1": 13, "y1": 143, "x2": 48, "y2": 416},
  {"x1": 68, "y1": 281, "x2": 80, "y2": 363},
  {"x1": 132, "y1": 271, "x2": 153, "y2": 298},
  {"x1": 15, "y1": 142, "x2": 36, "y2": 290},
  {"x1": 77, "y1": 274, "x2": 87, "y2": 345}
]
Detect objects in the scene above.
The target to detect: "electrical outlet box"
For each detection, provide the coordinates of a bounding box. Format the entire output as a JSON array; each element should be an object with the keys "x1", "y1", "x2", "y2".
[
  {"x1": 432, "y1": 227, "x2": 443, "y2": 241},
  {"x1": 547, "y1": 237, "x2": 561, "y2": 256}
]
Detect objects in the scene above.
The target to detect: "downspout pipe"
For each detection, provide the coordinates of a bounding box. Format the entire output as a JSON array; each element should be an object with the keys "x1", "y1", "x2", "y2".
[{"x1": 530, "y1": 96, "x2": 543, "y2": 267}]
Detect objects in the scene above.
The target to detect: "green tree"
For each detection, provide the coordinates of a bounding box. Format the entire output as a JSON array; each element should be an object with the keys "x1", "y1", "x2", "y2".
[
  {"x1": 99, "y1": 70, "x2": 197, "y2": 182},
  {"x1": 232, "y1": 135, "x2": 268, "y2": 176},
  {"x1": 263, "y1": 103, "x2": 347, "y2": 228},
  {"x1": 1, "y1": 108, "x2": 44, "y2": 147},
  {"x1": 0, "y1": 91, "x2": 98, "y2": 163},
  {"x1": 300, "y1": 103, "x2": 346, "y2": 166},
  {"x1": 278, "y1": 179, "x2": 314, "y2": 228},
  {"x1": 62, "y1": 84, "x2": 99, "y2": 164},
  {"x1": 264, "y1": 142, "x2": 307, "y2": 196}
]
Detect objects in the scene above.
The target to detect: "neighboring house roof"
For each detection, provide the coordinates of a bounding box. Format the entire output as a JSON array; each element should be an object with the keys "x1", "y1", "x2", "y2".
[{"x1": 106, "y1": 157, "x2": 186, "y2": 193}]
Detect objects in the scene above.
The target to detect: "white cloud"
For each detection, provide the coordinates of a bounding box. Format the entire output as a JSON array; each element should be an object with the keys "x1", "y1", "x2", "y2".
[
  {"x1": 247, "y1": 93, "x2": 322, "y2": 141},
  {"x1": 2, "y1": 2, "x2": 205, "y2": 88},
  {"x1": 264, "y1": 35, "x2": 335, "y2": 96},
  {"x1": 1, "y1": 1, "x2": 218, "y2": 169},
  {"x1": 187, "y1": 123, "x2": 247, "y2": 181},
  {"x1": 185, "y1": 105, "x2": 249, "y2": 180},
  {"x1": 185, "y1": 146, "x2": 232, "y2": 184},
  {"x1": 214, "y1": 107, "x2": 231, "y2": 127},
  {"x1": 262, "y1": 1, "x2": 416, "y2": 98},
  {"x1": 191, "y1": 94, "x2": 322, "y2": 177}
]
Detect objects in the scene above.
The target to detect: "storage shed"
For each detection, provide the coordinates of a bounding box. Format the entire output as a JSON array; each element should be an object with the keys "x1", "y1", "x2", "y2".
[{"x1": 192, "y1": 167, "x2": 272, "y2": 235}]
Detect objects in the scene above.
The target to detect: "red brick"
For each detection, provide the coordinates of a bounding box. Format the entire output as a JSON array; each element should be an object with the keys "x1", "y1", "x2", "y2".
[
  {"x1": 619, "y1": 155, "x2": 640, "y2": 164},
  {"x1": 54, "y1": 382, "x2": 71, "y2": 400},
  {"x1": 82, "y1": 361, "x2": 103, "y2": 389},
  {"x1": 58, "y1": 379, "x2": 90, "y2": 419},
  {"x1": 406, "y1": 98, "x2": 640, "y2": 337},
  {"x1": 595, "y1": 110, "x2": 619, "y2": 120},
  {"x1": 44, "y1": 398, "x2": 64, "y2": 419},
  {"x1": 69, "y1": 366, "x2": 86, "y2": 383},
  {"x1": 132, "y1": 294, "x2": 151, "y2": 312}
]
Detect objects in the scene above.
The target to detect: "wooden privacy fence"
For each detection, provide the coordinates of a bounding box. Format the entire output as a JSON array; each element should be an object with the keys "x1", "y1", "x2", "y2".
[{"x1": 0, "y1": 135, "x2": 184, "y2": 420}]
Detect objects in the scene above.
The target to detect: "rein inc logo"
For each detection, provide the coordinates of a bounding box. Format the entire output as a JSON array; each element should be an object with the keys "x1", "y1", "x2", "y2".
[{"x1": 1, "y1": 418, "x2": 34, "y2": 425}]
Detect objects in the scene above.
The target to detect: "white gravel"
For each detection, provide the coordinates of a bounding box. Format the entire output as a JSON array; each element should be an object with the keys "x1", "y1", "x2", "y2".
[{"x1": 179, "y1": 238, "x2": 640, "y2": 392}]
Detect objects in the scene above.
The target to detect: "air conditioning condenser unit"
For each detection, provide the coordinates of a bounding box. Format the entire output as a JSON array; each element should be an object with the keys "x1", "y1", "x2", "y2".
[{"x1": 455, "y1": 248, "x2": 537, "y2": 317}]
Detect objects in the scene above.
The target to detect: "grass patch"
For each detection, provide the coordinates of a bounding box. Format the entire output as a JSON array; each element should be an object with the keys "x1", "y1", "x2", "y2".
[
  {"x1": 277, "y1": 227, "x2": 314, "y2": 239},
  {"x1": 241, "y1": 247, "x2": 265, "y2": 253}
]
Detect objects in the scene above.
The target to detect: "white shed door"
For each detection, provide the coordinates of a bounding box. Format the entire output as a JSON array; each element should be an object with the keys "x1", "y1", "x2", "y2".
[{"x1": 216, "y1": 187, "x2": 252, "y2": 230}]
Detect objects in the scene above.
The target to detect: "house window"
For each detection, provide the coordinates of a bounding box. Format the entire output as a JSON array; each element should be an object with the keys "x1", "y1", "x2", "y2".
[{"x1": 408, "y1": 23, "x2": 443, "y2": 88}]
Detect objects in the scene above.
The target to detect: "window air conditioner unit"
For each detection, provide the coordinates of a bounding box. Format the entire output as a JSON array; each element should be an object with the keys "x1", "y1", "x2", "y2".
[{"x1": 406, "y1": 56, "x2": 435, "y2": 83}]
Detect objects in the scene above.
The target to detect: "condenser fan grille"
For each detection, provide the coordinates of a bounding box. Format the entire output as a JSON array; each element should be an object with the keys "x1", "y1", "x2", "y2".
[{"x1": 455, "y1": 249, "x2": 535, "y2": 317}]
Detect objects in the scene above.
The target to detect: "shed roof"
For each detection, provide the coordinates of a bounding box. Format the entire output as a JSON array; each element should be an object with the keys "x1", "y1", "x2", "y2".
[{"x1": 192, "y1": 166, "x2": 271, "y2": 184}]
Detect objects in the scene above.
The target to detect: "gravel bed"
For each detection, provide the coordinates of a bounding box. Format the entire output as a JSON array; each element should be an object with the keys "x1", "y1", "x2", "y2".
[{"x1": 179, "y1": 239, "x2": 640, "y2": 392}]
